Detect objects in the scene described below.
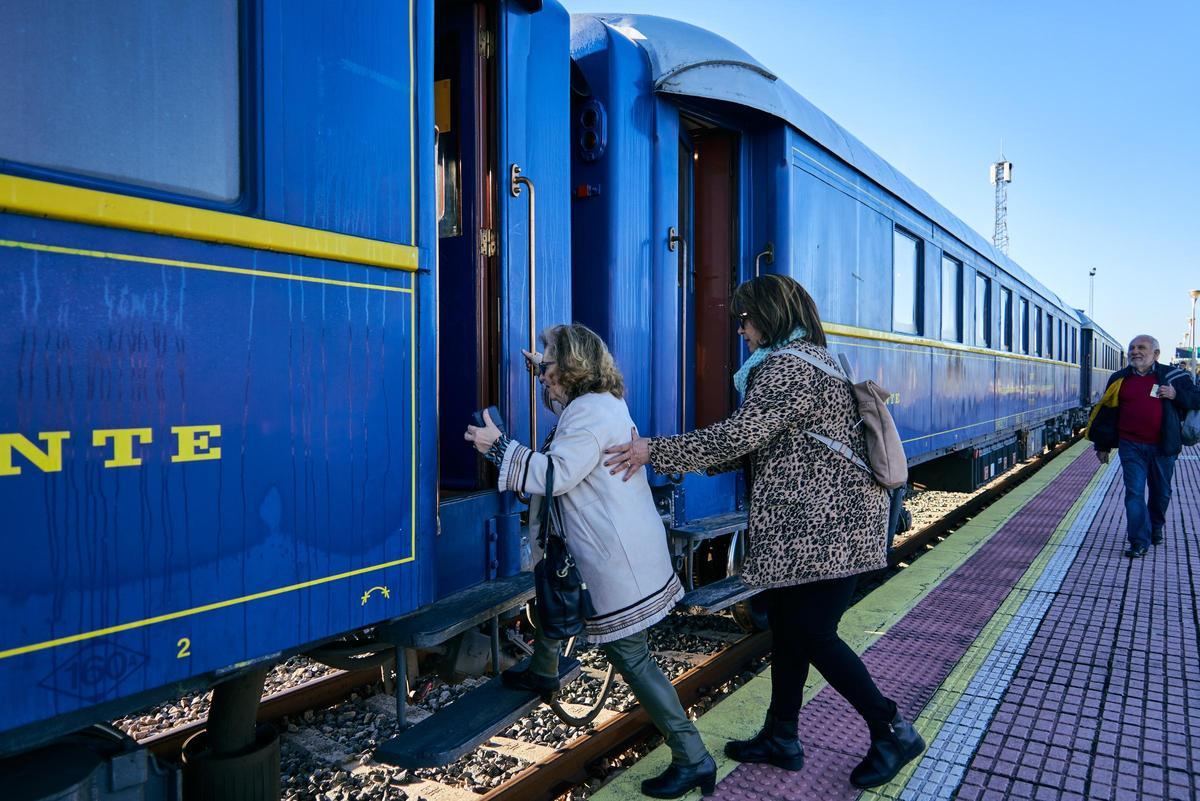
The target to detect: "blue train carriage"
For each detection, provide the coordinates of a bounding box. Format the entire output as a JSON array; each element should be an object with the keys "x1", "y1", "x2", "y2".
[
  {"x1": 0, "y1": 0, "x2": 570, "y2": 790},
  {"x1": 1079, "y1": 312, "x2": 1124, "y2": 407},
  {"x1": 567, "y1": 13, "x2": 1090, "y2": 585}
]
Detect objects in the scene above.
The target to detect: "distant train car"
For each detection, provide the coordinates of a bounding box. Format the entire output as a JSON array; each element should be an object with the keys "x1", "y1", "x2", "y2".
[
  {"x1": 1079, "y1": 312, "x2": 1125, "y2": 406},
  {"x1": 0, "y1": 0, "x2": 571, "y2": 788},
  {"x1": 567, "y1": 14, "x2": 1090, "y2": 513}
]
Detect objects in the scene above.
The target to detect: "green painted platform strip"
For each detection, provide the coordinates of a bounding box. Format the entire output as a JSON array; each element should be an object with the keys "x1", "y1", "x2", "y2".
[{"x1": 590, "y1": 441, "x2": 1093, "y2": 801}]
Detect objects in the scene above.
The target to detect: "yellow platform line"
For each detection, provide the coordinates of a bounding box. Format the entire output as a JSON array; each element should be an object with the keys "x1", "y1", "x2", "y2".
[{"x1": 0, "y1": 239, "x2": 412, "y2": 294}]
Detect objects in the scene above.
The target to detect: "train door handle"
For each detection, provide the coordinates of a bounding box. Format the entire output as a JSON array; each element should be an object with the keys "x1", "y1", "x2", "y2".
[
  {"x1": 754, "y1": 242, "x2": 774, "y2": 278},
  {"x1": 511, "y1": 164, "x2": 536, "y2": 503},
  {"x1": 670, "y1": 225, "x2": 689, "y2": 431}
]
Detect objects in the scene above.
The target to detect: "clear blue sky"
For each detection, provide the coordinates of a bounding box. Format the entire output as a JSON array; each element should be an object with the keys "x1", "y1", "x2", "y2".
[{"x1": 561, "y1": 1, "x2": 1200, "y2": 355}]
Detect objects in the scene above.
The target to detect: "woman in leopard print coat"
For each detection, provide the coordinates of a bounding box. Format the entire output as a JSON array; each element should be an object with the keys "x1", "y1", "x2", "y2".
[{"x1": 607, "y1": 275, "x2": 924, "y2": 789}]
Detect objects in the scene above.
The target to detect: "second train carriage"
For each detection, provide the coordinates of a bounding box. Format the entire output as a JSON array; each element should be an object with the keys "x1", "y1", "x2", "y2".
[{"x1": 567, "y1": 13, "x2": 1104, "y2": 512}]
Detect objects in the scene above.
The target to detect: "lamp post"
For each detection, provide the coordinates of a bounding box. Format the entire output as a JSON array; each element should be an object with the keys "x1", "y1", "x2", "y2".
[
  {"x1": 1088, "y1": 268, "x2": 1096, "y2": 317},
  {"x1": 1190, "y1": 289, "x2": 1200, "y2": 379}
]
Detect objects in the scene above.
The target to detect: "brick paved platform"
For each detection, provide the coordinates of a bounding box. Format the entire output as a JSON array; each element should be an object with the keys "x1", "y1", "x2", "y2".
[{"x1": 593, "y1": 442, "x2": 1200, "y2": 801}]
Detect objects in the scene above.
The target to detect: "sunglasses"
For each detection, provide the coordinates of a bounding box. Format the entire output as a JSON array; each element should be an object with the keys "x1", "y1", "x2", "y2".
[{"x1": 536, "y1": 360, "x2": 556, "y2": 376}]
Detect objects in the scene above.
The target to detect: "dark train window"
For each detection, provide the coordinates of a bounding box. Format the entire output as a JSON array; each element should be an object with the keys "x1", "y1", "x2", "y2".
[
  {"x1": 941, "y1": 255, "x2": 963, "y2": 342},
  {"x1": 975, "y1": 274, "x2": 992, "y2": 347},
  {"x1": 892, "y1": 229, "x2": 922, "y2": 335},
  {"x1": 1000, "y1": 287, "x2": 1014, "y2": 351},
  {"x1": 0, "y1": 1, "x2": 241, "y2": 202},
  {"x1": 1035, "y1": 308, "x2": 1044, "y2": 356},
  {"x1": 1019, "y1": 298, "x2": 1030, "y2": 354}
]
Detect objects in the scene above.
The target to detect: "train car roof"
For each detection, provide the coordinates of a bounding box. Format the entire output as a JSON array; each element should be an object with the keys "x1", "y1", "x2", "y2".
[
  {"x1": 575, "y1": 13, "x2": 1079, "y2": 320},
  {"x1": 1075, "y1": 310, "x2": 1122, "y2": 345}
]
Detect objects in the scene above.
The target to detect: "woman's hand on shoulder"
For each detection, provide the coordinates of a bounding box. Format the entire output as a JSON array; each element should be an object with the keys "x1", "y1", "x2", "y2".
[{"x1": 604, "y1": 427, "x2": 651, "y2": 482}]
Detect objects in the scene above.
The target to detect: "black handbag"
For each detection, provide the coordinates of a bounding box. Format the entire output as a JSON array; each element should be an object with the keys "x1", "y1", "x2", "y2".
[{"x1": 533, "y1": 460, "x2": 596, "y2": 641}]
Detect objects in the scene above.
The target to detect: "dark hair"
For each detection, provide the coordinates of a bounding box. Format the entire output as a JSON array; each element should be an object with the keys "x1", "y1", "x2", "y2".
[
  {"x1": 540, "y1": 323, "x2": 625, "y2": 405},
  {"x1": 730, "y1": 275, "x2": 827, "y2": 348}
]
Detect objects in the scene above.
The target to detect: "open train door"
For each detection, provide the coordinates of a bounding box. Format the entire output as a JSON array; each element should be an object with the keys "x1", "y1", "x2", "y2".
[
  {"x1": 432, "y1": 0, "x2": 570, "y2": 597},
  {"x1": 498, "y1": 1, "x2": 571, "y2": 453}
]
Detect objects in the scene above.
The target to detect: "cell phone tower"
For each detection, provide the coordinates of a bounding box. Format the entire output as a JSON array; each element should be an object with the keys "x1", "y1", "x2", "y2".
[{"x1": 990, "y1": 154, "x2": 1013, "y2": 255}]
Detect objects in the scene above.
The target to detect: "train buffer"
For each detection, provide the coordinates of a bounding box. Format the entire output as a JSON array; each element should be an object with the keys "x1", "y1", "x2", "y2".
[{"x1": 374, "y1": 656, "x2": 581, "y2": 768}]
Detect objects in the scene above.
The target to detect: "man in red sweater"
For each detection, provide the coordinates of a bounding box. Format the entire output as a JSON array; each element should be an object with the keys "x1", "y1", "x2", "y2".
[{"x1": 1088, "y1": 335, "x2": 1200, "y2": 558}]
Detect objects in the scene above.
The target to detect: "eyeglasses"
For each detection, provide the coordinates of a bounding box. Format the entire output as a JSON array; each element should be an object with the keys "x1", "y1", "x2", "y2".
[{"x1": 536, "y1": 360, "x2": 556, "y2": 376}]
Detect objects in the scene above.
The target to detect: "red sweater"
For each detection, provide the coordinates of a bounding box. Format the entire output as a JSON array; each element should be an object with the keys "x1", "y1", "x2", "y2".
[{"x1": 1117, "y1": 372, "x2": 1163, "y2": 445}]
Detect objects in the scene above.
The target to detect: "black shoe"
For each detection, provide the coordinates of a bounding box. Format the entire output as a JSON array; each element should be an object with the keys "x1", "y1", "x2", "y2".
[
  {"x1": 850, "y1": 710, "x2": 925, "y2": 789},
  {"x1": 723, "y1": 711, "x2": 805, "y2": 771},
  {"x1": 641, "y1": 754, "x2": 716, "y2": 799},
  {"x1": 1125, "y1": 543, "x2": 1149, "y2": 559},
  {"x1": 1151, "y1": 530, "x2": 1164, "y2": 545},
  {"x1": 500, "y1": 666, "x2": 559, "y2": 699}
]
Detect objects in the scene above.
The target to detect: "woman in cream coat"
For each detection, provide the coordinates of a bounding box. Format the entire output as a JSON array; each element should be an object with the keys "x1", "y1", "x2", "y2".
[{"x1": 465, "y1": 323, "x2": 714, "y2": 799}]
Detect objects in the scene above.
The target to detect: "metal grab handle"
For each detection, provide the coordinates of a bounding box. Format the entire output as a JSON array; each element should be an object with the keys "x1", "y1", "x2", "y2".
[
  {"x1": 511, "y1": 164, "x2": 536, "y2": 502},
  {"x1": 754, "y1": 242, "x2": 774, "y2": 278},
  {"x1": 669, "y1": 226, "x2": 688, "y2": 431}
]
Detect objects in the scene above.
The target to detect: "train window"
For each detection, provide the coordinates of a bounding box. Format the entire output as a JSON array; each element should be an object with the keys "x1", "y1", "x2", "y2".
[
  {"x1": 975, "y1": 274, "x2": 992, "y2": 347},
  {"x1": 1000, "y1": 287, "x2": 1013, "y2": 351},
  {"x1": 1046, "y1": 313, "x2": 1054, "y2": 359},
  {"x1": 0, "y1": 1, "x2": 241, "y2": 203},
  {"x1": 1035, "y1": 308, "x2": 1044, "y2": 356},
  {"x1": 892, "y1": 229, "x2": 922, "y2": 335},
  {"x1": 1019, "y1": 299, "x2": 1030, "y2": 354},
  {"x1": 940, "y1": 255, "x2": 963, "y2": 342}
]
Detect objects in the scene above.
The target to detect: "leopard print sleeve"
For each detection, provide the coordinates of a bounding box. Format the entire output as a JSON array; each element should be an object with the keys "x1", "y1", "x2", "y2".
[{"x1": 648, "y1": 359, "x2": 802, "y2": 474}]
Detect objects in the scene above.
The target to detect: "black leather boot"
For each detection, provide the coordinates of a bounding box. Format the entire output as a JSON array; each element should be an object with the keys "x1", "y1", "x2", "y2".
[
  {"x1": 850, "y1": 709, "x2": 925, "y2": 788},
  {"x1": 723, "y1": 710, "x2": 805, "y2": 771},
  {"x1": 640, "y1": 754, "x2": 716, "y2": 799}
]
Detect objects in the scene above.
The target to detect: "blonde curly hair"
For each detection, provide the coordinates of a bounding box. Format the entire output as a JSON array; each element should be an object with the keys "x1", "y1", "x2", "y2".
[{"x1": 541, "y1": 323, "x2": 625, "y2": 406}]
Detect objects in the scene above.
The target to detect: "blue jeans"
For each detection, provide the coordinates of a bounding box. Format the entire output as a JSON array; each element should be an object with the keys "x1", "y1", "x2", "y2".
[{"x1": 1118, "y1": 440, "x2": 1177, "y2": 547}]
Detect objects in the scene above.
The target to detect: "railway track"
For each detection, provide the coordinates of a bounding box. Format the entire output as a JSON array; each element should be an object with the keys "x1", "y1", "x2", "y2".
[
  {"x1": 138, "y1": 435, "x2": 1081, "y2": 800},
  {"x1": 889, "y1": 435, "x2": 1080, "y2": 565}
]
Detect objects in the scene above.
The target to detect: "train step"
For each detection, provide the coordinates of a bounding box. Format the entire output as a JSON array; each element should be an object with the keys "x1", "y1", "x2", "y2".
[
  {"x1": 679, "y1": 575, "x2": 756, "y2": 614},
  {"x1": 667, "y1": 510, "x2": 748, "y2": 543},
  {"x1": 378, "y1": 572, "x2": 536, "y2": 648},
  {"x1": 374, "y1": 656, "x2": 582, "y2": 768}
]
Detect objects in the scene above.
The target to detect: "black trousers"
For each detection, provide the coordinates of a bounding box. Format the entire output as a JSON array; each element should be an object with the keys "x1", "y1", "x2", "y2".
[{"x1": 766, "y1": 575, "x2": 895, "y2": 732}]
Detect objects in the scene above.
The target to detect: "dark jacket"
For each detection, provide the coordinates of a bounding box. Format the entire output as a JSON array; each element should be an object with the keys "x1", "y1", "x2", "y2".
[{"x1": 1086, "y1": 363, "x2": 1200, "y2": 456}]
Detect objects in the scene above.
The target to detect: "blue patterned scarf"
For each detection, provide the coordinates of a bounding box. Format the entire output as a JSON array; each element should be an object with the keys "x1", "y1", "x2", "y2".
[{"x1": 733, "y1": 327, "x2": 807, "y2": 396}]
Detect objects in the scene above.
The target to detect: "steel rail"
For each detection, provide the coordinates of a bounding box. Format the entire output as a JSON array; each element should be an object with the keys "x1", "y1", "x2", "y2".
[
  {"x1": 478, "y1": 631, "x2": 772, "y2": 801},
  {"x1": 889, "y1": 433, "x2": 1081, "y2": 565},
  {"x1": 142, "y1": 666, "x2": 380, "y2": 759}
]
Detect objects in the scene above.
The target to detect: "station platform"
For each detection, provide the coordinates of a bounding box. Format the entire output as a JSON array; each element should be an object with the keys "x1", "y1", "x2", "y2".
[{"x1": 594, "y1": 440, "x2": 1200, "y2": 801}]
